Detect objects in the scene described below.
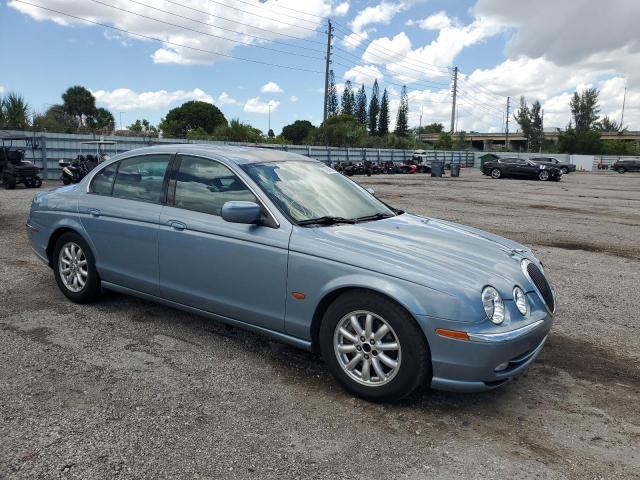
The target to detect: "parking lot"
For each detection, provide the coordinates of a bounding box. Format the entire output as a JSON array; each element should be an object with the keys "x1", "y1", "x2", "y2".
[{"x1": 1, "y1": 169, "x2": 639, "y2": 479}]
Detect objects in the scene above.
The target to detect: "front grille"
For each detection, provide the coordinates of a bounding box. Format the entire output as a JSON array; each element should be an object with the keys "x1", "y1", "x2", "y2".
[{"x1": 527, "y1": 262, "x2": 555, "y2": 312}]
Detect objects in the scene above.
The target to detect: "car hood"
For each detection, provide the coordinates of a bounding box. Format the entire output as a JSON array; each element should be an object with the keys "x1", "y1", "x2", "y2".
[{"x1": 291, "y1": 213, "x2": 533, "y2": 299}]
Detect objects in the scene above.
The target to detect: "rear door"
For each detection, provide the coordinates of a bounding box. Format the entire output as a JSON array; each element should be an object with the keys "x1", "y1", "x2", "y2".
[
  {"x1": 80, "y1": 154, "x2": 172, "y2": 295},
  {"x1": 158, "y1": 154, "x2": 291, "y2": 332}
]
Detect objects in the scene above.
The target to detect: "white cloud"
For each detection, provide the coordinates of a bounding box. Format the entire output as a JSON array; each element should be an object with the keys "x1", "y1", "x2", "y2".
[
  {"x1": 415, "y1": 11, "x2": 452, "y2": 30},
  {"x1": 344, "y1": 65, "x2": 384, "y2": 85},
  {"x1": 333, "y1": 2, "x2": 350, "y2": 16},
  {"x1": 244, "y1": 97, "x2": 280, "y2": 114},
  {"x1": 8, "y1": 0, "x2": 334, "y2": 65},
  {"x1": 260, "y1": 81, "x2": 283, "y2": 93},
  {"x1": 217, "y1": 92, "x2": 239, "y2": 105},
  {"x1": 289, "y1": 95, "x2": 299, "y2": 102},
  {"x1": 344, "y1": 0, "x2": 421, "y2": 49},
  {"x1": 91, "y1": 88, "x2": 213, "y2": 111},
  {"x1": 0, "y1": 85, "x2": 5, "y2": 95}
]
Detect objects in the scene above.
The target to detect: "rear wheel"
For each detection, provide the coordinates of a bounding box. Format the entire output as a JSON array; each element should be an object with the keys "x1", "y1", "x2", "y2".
[
  {"x1": 3, "y1": 174, "x2": 16, "y2": 189},
  {"x1": 560, "y1": 167, "x2": 568, "y2": 174},
  {"x1": 33, "y1": 176, "x2": 42, "y2": 188},
  {"x1": 319, "y1": 291, "x2": 431, "y2": 401},
  {"x1": 53, "y1": 232, "x2": 101, "y2": 303},
  {"x1": 538, "y1": 170, "x2": 550, "y2": 181},
  {"x1": 491, "y1": 168, "x2": 502, "y2": 179},
  {"x1": 617, "y1": 167, "x2": 626, "y2": 174}
]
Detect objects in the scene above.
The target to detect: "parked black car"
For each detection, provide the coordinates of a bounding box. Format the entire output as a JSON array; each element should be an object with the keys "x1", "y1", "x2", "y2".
[
  {"x1": 611, "y1": 159, "x2": 640, "y2": 173},
  {"x1": 482, "y1": 157, "x2": 562, "y2": 181},
  {"x1": 530, "y1": 156, "x2": 576, "y2": 174}
]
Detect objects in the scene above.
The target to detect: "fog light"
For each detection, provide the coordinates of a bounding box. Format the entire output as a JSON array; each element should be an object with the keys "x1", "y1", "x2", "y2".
[{"x1": 494, "y1": 361, "x2": 509, "y2": 372}]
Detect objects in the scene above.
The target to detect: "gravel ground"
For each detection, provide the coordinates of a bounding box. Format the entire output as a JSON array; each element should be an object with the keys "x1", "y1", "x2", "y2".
[{"x1": 1, "y1": 170, "x2": 639, "y2": 479}]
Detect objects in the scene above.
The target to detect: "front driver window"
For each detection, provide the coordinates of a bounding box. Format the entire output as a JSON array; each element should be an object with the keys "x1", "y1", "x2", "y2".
[{"x1": 174, "y1": 156, "x2": 257, "y2": 216}]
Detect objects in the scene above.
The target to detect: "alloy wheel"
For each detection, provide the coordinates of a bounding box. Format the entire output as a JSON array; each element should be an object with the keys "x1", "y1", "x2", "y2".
[
  {"x1": 333, "y1": 310, "x2": 401, "y2": 387},
  {"x1": 58, "y1": 242, "x2": 88, "y2": 293}
]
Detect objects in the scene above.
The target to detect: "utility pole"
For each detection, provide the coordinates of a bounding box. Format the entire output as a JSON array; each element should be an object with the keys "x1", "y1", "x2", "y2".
[
  {"x1": 450, "y1": 66, "x2": 458, "y2": 133},
  {"x1": 505, "y1": 96, "x2": 510, "y2": 150},
  {"x1": 620, "y1": 86, "x2": 627, "y2": 130},
  {"x1": 268, "y1": 103, "x2": 271, "y2": 133},
  {"x1": 322, "y1": 19, "x2": 333, "y2": 123},
  {"x1": 540, "y1": 109, "x2": 544, "y2": 153}
]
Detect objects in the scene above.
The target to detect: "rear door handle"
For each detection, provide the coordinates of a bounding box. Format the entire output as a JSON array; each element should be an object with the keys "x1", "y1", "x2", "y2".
[
  {"x1": 88, "y1": 208, "x2": 101, "y2": 217},
  {"x1": 168, "y1": 220, "x2": 187, "y2": 231}
]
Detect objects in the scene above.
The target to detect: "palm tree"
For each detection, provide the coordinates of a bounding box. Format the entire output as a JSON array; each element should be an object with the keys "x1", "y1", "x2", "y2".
[{"x1": 3, "y1": 92, "x2": 30, "y2": 130}]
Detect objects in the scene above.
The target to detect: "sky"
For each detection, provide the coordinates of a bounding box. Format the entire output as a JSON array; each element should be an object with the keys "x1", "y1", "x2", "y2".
[{"x1": 1, "y1": 0, "x2": 638, "y2": 135}]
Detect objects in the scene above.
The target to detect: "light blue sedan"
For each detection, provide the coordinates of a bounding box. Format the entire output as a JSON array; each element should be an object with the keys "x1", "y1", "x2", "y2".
[{"x1": 27, "y1": 145, "x2": 555, "y2": 401}]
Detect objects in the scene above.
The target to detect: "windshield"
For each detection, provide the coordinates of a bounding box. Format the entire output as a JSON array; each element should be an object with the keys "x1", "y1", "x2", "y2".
[{"x1": 242, "y1": 160, "x2": 395, "y2": 224}]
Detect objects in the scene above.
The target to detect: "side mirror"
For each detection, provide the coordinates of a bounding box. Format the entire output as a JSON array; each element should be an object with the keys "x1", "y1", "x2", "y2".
[
  {"x1": 221, "y1": 201, "x2": 262, "y2": 225},
  {"x1": 366, "y1": 187, "x2": 375, "y2": 196}
]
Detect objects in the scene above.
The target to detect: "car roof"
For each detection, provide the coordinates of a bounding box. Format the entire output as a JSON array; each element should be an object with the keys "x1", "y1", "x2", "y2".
[{"x1": 115, "y1": 144, "x2": 315, "y2": 165}]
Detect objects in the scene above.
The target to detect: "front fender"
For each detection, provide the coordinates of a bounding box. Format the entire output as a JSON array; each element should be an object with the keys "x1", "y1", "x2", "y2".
[{"x1": 284, "y1": 251, "x2": 465, "y2": 341}]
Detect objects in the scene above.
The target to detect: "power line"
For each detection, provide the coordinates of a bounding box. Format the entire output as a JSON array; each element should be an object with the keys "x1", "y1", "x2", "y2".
[
  {"x1": 139, "y1": 0, "x2": 326, "y2": 45},
  {"x1": 208, "y1": 0, "x2": 327, "y2": 23},
  {"x1": 13, "y1": 0, "x2": 325, "y2": 74},
  {"x1": 202, "y1": 0, "x2": 320, "y2": 32},
  {"x1": 125, "y1": 0, "x2": 327, "y2": 54},
  {"x1": 88, "y1": 0, "x2": 324, "y2": 61}
]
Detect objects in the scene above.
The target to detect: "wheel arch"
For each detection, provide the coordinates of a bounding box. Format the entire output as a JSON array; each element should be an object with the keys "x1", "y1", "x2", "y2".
[
  {"x1": 45, "y1": 224, "x2": 92, "y2": 267},
  {"x1": 309, "y1": 284, "x2": 429, "y2": 353}
]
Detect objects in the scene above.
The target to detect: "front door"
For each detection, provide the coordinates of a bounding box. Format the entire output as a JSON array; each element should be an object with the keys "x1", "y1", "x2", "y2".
[
  {"x1": 79, "y1": 154, "x2": 172, "y2": 295},
  {"x1": 158, "y1": 154, "x2": 291, "y2": 332}
]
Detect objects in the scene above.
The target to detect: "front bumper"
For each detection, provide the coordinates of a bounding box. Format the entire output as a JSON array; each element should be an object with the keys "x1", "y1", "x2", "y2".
[{"x1": 418, "y1": 312, "x2": 553, "y2": 393}]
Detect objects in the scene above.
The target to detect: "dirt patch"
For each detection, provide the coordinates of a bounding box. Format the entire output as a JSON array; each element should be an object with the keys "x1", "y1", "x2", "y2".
[{"x1": 538, "y1": 239, "x2": 640, "y2": 260}]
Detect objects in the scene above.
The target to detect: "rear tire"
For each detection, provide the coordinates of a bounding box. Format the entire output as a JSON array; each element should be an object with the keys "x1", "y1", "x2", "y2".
[
  {"x1": 560, "y1": 167, "x2": 568, "y2": 174},
  {"x1": 319, "y1": 290, "x2": 431, "y2": 402},
  {"x1": 53, "y1": 232, "x2": 101, "y2": 303},
  {"x1": 617, "y1": 167, "x2": 626, "y2": 174},
  {"x1": 3, "y1": 174, "x2": 16, "y2": 189},
  {"x1": 491, "y1": 168, "x2": 502, "y2": 179}
]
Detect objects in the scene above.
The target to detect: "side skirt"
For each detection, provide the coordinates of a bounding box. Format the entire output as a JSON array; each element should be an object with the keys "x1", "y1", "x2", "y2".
[{"x1": 101, "y1": 281, "x2": 313, "y2": 351}]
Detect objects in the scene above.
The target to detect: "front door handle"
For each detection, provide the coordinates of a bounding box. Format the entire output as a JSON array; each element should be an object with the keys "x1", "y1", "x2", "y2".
[
  {"x1": 88, "y1": 208, "x2": 101, "y2": 217},
  {"x1": 168, "y1": 220, "x2": 187, "y2": 231}
]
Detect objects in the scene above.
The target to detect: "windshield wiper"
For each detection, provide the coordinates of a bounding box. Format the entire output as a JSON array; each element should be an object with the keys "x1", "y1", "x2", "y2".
[
  {"x1": 297, "y1": 216, "x2": 357, "y2": 226},
  {"x1": 353, "y1": 212, "x2": 396, "y2": 223}
]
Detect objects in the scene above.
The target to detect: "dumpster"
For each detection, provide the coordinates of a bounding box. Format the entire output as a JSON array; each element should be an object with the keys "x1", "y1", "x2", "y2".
[
  {"x1": 450, "y1": 164, "x2": 461, "y2": 177},
  {"x1": 431, "y1": 161, "x2": 444, "y2": 177}
]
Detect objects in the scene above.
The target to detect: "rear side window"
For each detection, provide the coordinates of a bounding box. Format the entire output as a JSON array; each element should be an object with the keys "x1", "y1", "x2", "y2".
[
  {"x1": 112, "y1": 155, "x2": 171, "y2": 203},
  {"x1": 174, "y1": 156, "x2": 257, "y2": 216},
  {"x1": 91, "y1": 162, "x2": 118, "y2": 195}
]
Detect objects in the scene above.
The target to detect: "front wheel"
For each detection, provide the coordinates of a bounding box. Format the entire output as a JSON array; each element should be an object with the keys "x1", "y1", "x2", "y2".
[
  {"x1": 538, "y1": 170, "x2": 550, "y2": 181},
  {"x1": 53, "y1": 232, "x2": 101, "y2": 303},
  {"x1": 491, "y1": 168, "x2": 502, "y2": 179},
  {"x1": 319, "y1": 291, "x2": 431, "y2": 402},
  {"x1": 3, "y1": 174, "x2": 16, "y2": 189},
  {"x1": 617, "y1": 167, "x2": 626, "y2": 174}
]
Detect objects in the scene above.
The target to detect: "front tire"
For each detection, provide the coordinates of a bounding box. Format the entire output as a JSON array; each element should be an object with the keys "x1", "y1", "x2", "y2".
[
  {"x1": 53, "y1": 232, "x2": 101, "y2": 303},
  {"x1": 3, "y1": 174, "x2": 16, "y2": 189},
  {"x1": 491, "y1": 168, "x2": 502, "y2": 179},
  {"x1": 319, "y1": 290, "x2": 431, "y2": 402},
  {"x1": 538, "y1": 170, "x2": 550, "y2": 181},
  {"x1": 617, "y1": 167, "x2": 626, "y2": 174}
]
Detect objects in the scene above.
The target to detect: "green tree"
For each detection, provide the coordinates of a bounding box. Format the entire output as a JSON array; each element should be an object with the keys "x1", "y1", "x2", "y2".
[
  {"x1": 415, "y1": 122, "x2": 444, "y2": 134},
  {"x1": 62, "y1": 86, "x2": 96, "y2": 127},
  {"x1": 355, "y1": 84, "x2": 367, "y2": 125},
  {"x1": 87, "y1": 107, "x2": 115, "y2": 133},
  {"x1": 513, "y1": 96, "x2": 532, "y2": 141},
  {"x1": 558, "y1": 128, "x2": 602, "y2": 154},
  {"x1": 32, "y1": 104, "x2": 78, "y2": 133},
  {"x1": 281, "y1": 120, "x2": 316, "y2": 144},
  {"x1": 0, "y1": 94, "x2": 5, "y2": 128},
  {"x1": 378, "y1": 89, "x2": 390, "y2": 135},
  {"x1": 597, "y1": 116, "x2": 623, "y2": 132},
  {"x1": 368, "y1": 80, "x2": 380, "y2": 134},
  {"x1": 452, "y1": 131, "x2": 467, "y2": 150},
  {"x1": 570, "y1": 88, "x2": 600, "y2": 132},
  {"x1": 394, "y1": 85, "x2": 409, "y2": 137},
  {"x1": 435, "y1": 132, "x2": 453, "y2": 150},
  {"x1": 159, "y1": 100, "x2": 227, "y2": 138},
  {"x1": 529, "y1": 100, "x2": 543, "y2": 152},
  {"x1": 2, "y1": 92, "x2": 31, "y2": 129},
  {"x1": 186, "y1": 127, "x2": 211, "y2": 140},
  {"x1": 212, "y1": 118, "x2": 262, "y2": 142},
  {"x1": 341, "y1": 80, "x2": 355, "y2": 116},
  {"x1": 310, "y1": 114, "x2": 367, "y2": 147},
  {"x1": 327, "y1": 70, "x2": 339, "y2": 117}
]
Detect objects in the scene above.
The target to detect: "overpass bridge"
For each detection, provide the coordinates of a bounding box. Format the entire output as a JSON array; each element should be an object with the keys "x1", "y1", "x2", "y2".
[{"x1": 418, "y1": 131, "x2": 640, "y2": 151}]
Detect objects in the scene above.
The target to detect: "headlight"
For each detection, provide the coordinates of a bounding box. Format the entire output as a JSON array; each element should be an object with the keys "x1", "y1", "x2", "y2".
[
  {"x1": 482, "y1": 286, "x2": 505, "y2": 324},
  {"x1": 513, "y1": 286, "x2": 528, "y2": 315}
]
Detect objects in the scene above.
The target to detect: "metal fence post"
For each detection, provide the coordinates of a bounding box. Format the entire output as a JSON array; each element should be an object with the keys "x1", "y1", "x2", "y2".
[
  {"x1": 327, "y1": 146, "x2": 331, "y2": 164},
  {"x1": 346, "y1": 147, "x2": 350, "y2": 163},
  {"x1": 377, "y1": 148, "x2": 381, "y2": 164},
  {"x1": 40, "y1": 134, "x2": 48, "y2": 180},
  {"x1": 307, "y1": 145, "x2": 311, "y2": 158}
]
